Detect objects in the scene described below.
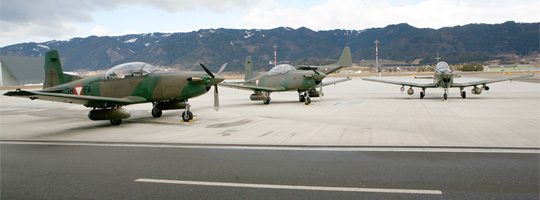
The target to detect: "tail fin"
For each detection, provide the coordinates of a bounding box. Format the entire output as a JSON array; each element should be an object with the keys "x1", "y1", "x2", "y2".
[
  {"x1": 43, "y1": 50, "x2": 80, "y2": 89},
  {"x1": 323, "y1": 47, "x2": 352, "y2": 75},
  {"x1": 244, "y1": 56, "x2": 255, "y2": 81},
  {"x1": 337, "y1": 47, "x2": 352, "y2": 67}
]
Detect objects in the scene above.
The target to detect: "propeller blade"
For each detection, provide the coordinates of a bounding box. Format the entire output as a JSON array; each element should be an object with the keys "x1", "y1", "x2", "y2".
[
  {"x1": 320, "y1": 82, "x2": 324, "y2": 97},
  {"x1": 217, "y1": 63, "x2": 228, "y2": 75},
  {"x1": 214, "y1": 85, "x2": 219, "y2": 111},
  {"x1": 311, "y1": 68, "x2": 320, "y2": 75},
  {"x1": 199, "y1": 63, "x2": 215, "y2": 78}
]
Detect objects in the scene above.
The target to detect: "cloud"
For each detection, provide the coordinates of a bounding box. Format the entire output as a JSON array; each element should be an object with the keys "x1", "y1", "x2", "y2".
[
  {"x1": 237, "y1": 0, "x2": 540, "y2": 30},
  {"x1": 1, "y1": 0, "x2": 538, "y2": 47},
  {"x1": 0, "y1": 0, "x2": 259, "y2": 46},
  {"x1": 91, "y1": 26, "x2": 110, "y2": 36}
]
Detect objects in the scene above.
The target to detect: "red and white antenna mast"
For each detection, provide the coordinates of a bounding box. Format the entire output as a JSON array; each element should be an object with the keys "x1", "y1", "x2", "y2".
[
  {"x1": 273, "y1": 44, "x2": 277, "y2": 67},
  {"x1": 374, "y1": 40, "x2": 380, "y2": 77}
]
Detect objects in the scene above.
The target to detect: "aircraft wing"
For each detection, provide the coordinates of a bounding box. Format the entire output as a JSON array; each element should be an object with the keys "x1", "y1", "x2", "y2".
[
  {"x1": 3, "y1": 89, "x2": 148, "y2": 106},
  {"x1": 361, "y1": 77, "x2": 437, "y2": 88},
  {"x1": 451, "y1": 74, "x2": 534, "y2": 87},
  {"x1": 219, "y1": 83, "x2": 287, "y2": 92},
  {"x1": 320, "y1": 77, "x2": 352, "y2": 87}
]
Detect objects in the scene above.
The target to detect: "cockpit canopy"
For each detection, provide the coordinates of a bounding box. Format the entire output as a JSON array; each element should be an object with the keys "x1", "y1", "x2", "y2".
[
  {"x1": 435, "y1": 61, "x2": 450, "y2": 73},
  {"x1": 268, "y1": 64, "x2": 296, "y2": 75},
  {"x1": 105, "y1": 62, "x2": 158, "y2": 79}
]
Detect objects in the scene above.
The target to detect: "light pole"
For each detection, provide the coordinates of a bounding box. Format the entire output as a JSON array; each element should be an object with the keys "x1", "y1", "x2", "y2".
[{"x1": 374, "y1": 40, "x2": 380, "y2": 77}]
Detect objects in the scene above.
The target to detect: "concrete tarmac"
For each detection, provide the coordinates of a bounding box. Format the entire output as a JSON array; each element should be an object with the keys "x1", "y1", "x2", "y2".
[{"x1": 1, "y1": 76, "x2": 539, "y2": 147}]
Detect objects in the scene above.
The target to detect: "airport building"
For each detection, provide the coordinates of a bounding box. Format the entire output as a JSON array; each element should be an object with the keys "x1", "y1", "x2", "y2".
[
  {"x1": 484, "y1": 64, "x2": 535, "y2": 72},
  {"x1": 0, "y1": 56, "x2": 44, "y2": 87}
]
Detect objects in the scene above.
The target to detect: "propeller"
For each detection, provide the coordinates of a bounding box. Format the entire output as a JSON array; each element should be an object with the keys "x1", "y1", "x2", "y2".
[
  {"x1": 199, "y1": 63, "x2": 224, "y2": 111},
  {"x1": 311, "y1": 68, "x2": 326, "y2": 97}
]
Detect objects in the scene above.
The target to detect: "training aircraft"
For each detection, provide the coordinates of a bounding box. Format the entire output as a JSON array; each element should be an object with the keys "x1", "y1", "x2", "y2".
[
  {"x1": 219, "y1": 47, "x2": 352, "y2": 105},
  {"x1": 4, "y1": 50, "x2": 224, "y2": 125},
  {"x1": 362, "y1": 61, "x2": 534, "y2": 101}
]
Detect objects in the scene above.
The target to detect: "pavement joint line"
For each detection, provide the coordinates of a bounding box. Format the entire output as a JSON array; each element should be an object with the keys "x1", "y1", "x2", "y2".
[
  {"x1": 1, "y1": 139, "x2": 539, "y2": 153},
  {"x1": 134, "y1": 178, "x2": 443, "y2": 195}
]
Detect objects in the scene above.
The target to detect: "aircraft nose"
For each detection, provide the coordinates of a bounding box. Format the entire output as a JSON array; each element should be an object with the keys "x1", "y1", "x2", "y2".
[
  {"x1": 318, "y1": 73, "x2": 326, "y2": 80},
  {"x1": 210, "y1": 75, "x2": 225, "y2": 85}
]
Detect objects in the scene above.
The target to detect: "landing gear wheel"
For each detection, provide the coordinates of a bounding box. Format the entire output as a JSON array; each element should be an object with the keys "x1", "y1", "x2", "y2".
[
  {"x1": 110, "y1": 119, "x2": 122, "y2": 125},
  {"x1": 420, "y1": 91, "x2": 425, "y2": 99},
  {"x1": 263, "y1": 97, "x2": 271, "y2": 104},
  {"x1": 305, "y1": 97, "x2": 311, "y2": 105},
  {"x1": 182, "y1": 111, "x2": 193, "y2": 122},
  {"x1": 299, "y1": 95, "x2": 305, "y2": 102},
  {"x1": 443, "y1": 93, "x2": 448, "y2": 101},
  {"x1": 461, "y1": 91, "x2": 466, "y2": 99},
  {"x1": 151, "y1": 108, "x2": 162, "y2": 118}
]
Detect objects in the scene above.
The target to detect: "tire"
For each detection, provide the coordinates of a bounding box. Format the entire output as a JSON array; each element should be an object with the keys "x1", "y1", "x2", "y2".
[
  {"x1": 110, "y1": 119, "x2": 122, "y2": 125},
  {"x1": 420, "y1": 91, "x2": 425, "y2": 99},
  {"x1": 263, "y1": 97, "x2": 271, "y2": 104},
  {"x1": 299, "y1": 95, "x2": 305, "y2": 102},
  {"x1": 443, "y1": 93, "x2": 448, "y2": 100},
  {"x1": 305, "y1": 97, "x2": 311, "y2": 105},
  {"x1": 151, "y1": 108, "x2": 162, "y2": 118},
  {"x1": 182, "y1": 111, "x2": 193, "y2": 122},
  {"x1": 461, "y1": 91, "x2": 466, "y2": 99}
]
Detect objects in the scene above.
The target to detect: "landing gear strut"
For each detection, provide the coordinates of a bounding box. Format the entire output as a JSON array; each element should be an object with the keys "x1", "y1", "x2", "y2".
[
  {"x1": 263, "y1": 92, "x2": 271, "y2": 104},
  {"x1": 151, "y1": 102, "x2": 162, "y2": 118},
  {"x1": 181, "y1": 101, "x2": 193, "y2": 122}
]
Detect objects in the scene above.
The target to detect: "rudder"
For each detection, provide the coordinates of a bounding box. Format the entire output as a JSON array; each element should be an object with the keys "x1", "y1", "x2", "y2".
[
  {"x1": 245, "y1": 56, "x2": 255, "y2": 81},
  {"x1": 43, "y1": 50, "x2": 64, "y2": 89},
  {"x1": 43, "y1": 50, "x2": 80, "y2": 89}
]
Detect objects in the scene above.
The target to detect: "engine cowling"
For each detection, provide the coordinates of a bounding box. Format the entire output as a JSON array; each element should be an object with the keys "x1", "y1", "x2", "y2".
[
  {"x1": 250, "y1": 93, "x2": 269, "y2": 101},
  {"x1": 88, "y1": 108, "x2": 131, "y2": 121}
]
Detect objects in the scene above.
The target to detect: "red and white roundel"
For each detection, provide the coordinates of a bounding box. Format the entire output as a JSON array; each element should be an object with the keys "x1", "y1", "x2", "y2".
[{"x1": 75, "y1": 84, "x2": 83, "y2": 95}]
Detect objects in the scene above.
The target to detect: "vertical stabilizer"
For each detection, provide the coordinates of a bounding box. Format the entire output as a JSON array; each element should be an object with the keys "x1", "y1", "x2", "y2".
[
  {"x1": 43, "y1": 50, "x2": 81, "y2": 89},
  {"x1": 323, "y1": 47, "x2": 353, "y2": 75},
  {"x1": 43, "y1": 50, "x2": 64, "y2": 89},
  {"x1": 337, "y1": 47, "x2": 352, "y2": 67},
  {"x1": 245, "y1": 56, "x2": 254, "y2": 81}
]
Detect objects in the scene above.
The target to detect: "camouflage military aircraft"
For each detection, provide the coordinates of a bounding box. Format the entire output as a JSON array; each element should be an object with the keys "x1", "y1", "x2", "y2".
[
  {"x1": 4, "y1": 50, "x2": 224, "y2": 125},
  {"x1": 362, "y1": 61, "x2": 534, "y2": 101},
  {"x1": 220, "y1": 47, "x2": 352, "y2": 105}
]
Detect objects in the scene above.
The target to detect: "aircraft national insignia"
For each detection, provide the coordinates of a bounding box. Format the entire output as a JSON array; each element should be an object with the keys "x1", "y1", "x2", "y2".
[{"x1": 75, "y1": 84, "x2": 83, "y2": 95}]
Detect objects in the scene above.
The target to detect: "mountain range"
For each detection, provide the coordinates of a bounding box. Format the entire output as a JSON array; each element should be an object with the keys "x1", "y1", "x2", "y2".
[{"x1": 1, "y1": 21, "x2": 538, "y2": 72}]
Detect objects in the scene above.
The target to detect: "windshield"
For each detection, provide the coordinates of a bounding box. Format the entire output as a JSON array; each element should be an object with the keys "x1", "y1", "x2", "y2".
[
  {"x1": 268, "y1": 64, "x2": 296, "y2": 75},
  {"x1": 435, "y1": 61, "x2": 450, "y2": 73},
  {"x1": 105, "y1": 62, "x2": 158, "y2": 79}
]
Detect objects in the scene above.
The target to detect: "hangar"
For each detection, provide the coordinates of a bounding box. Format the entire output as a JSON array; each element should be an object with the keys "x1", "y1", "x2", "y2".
[{"x1": 0, "y1": 56, "x2": 44, "y2": 87}]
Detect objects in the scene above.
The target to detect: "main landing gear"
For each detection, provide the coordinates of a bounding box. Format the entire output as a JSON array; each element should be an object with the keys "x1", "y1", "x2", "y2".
[
  {"x1": 299, "y1": 91, "x2": 311, "y2": 105},
  {"x1": 460, "y1": 88, "x2": 466, "y2": 99},
  {"x1": 151, "y1": 101, "x2": 194, "y2": 122}
]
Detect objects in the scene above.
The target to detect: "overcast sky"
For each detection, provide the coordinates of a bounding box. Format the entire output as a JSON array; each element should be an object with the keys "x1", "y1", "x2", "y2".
[{"x1": 1, "y1": 0, "x2": 539, "y2": 47}]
